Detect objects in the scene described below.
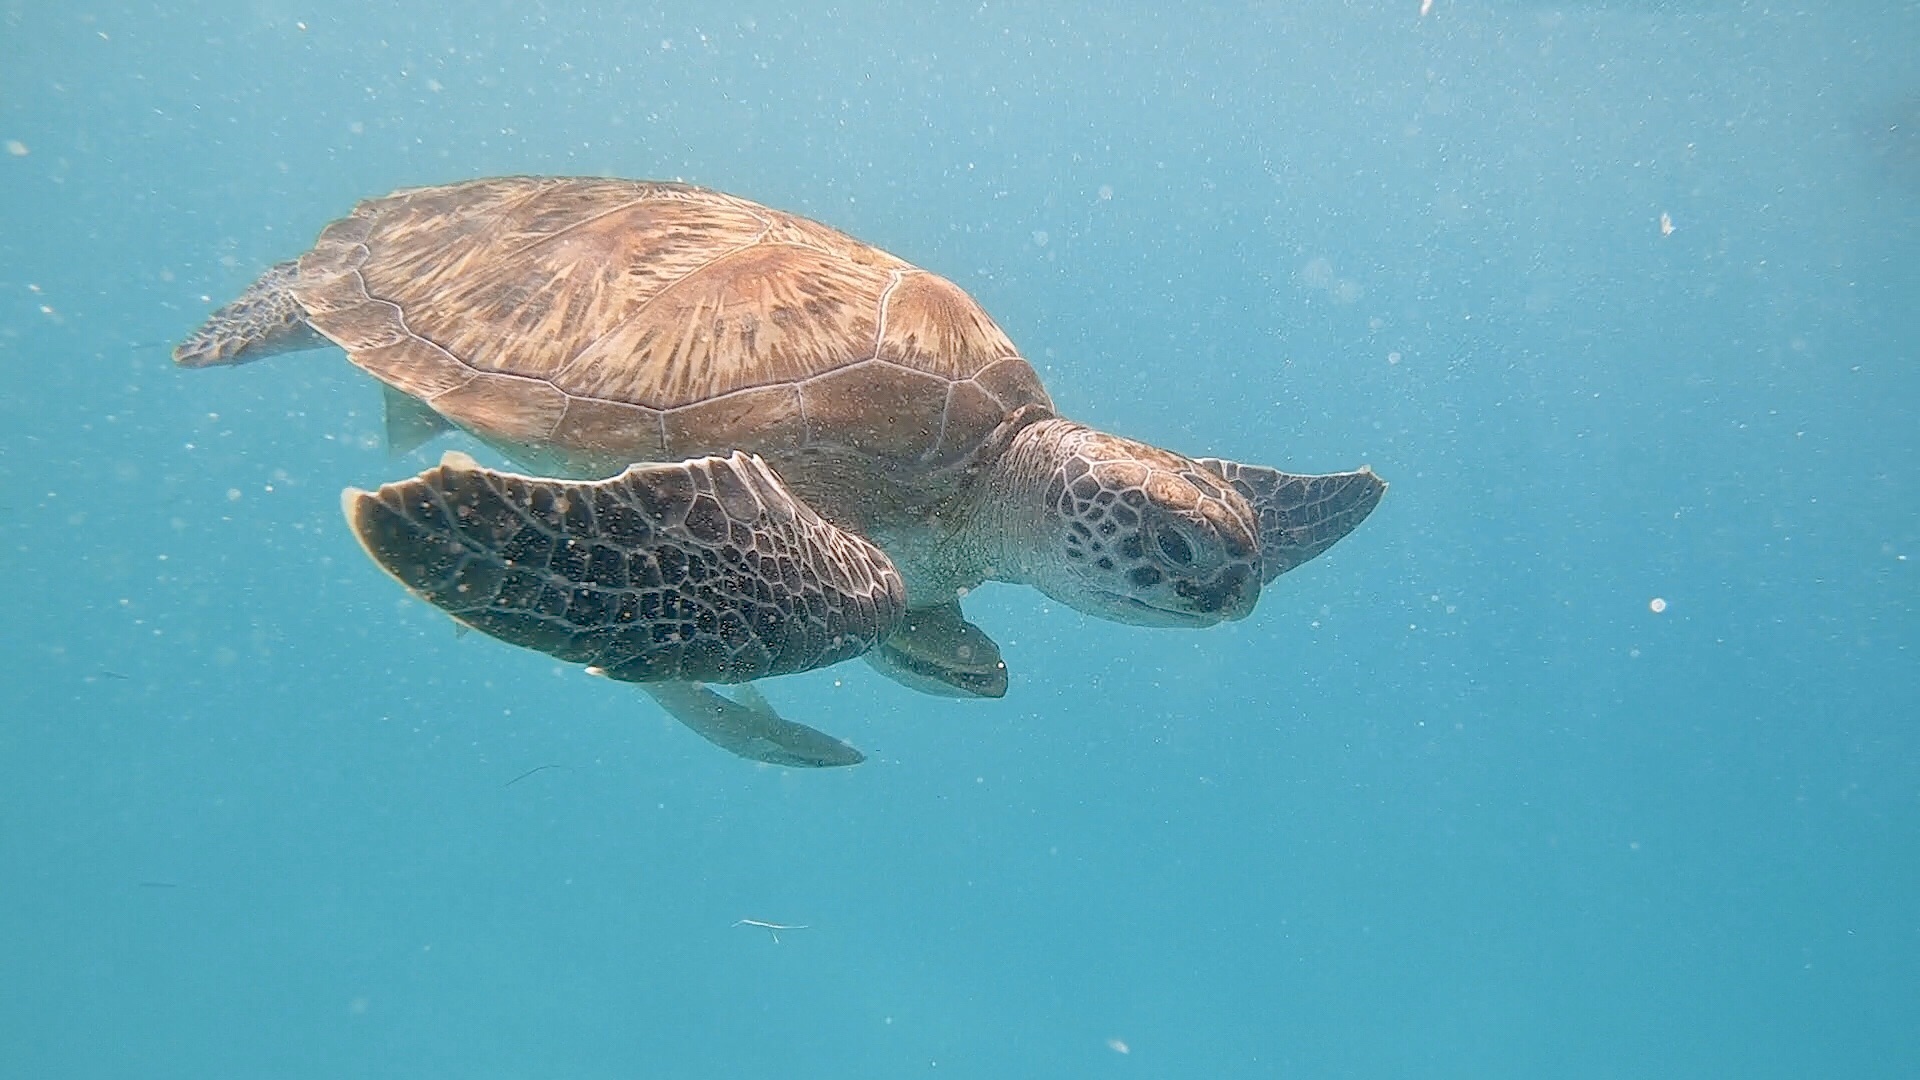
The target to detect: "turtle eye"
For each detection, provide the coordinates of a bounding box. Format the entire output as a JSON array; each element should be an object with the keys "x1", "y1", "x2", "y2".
[{"x1": 1155, "y1": 529, "x2": 1193, "y2": 566}]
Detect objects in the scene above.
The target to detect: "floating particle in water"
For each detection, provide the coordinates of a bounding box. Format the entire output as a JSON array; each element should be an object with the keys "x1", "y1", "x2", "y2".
[
  {"x1": 1659, "y1": 212, "x2": 1675, "y2": 236},
  {"x1": 1298, "y1": 256, "x2": 1334, "y2": 290},
  {"x1": 1096, "y1": 184, "x2": 1113, "y2": 201},
  {"x1": 1649, "y1": 597, "x2": 1668, "y2": 614},
  {"x1": 1032, "y1": 230, "x2": 1049, "y2": 247},
  {"x1": 5, "y1": 140, "x2": 26, "y2": 156},
  {"x1": 1106, "y1": 1038, "x2": 1131, "y2": 1055}
]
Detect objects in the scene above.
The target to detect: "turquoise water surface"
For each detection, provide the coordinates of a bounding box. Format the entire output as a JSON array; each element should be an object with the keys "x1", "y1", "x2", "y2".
[{"x1": 3, "y1": 2, "x2": 1916, "y2": 1077}]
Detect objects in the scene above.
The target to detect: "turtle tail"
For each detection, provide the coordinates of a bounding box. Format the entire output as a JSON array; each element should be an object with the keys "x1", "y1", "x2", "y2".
[{"x1": 174, "y1": 259, "x2": 328, "y2": 368}]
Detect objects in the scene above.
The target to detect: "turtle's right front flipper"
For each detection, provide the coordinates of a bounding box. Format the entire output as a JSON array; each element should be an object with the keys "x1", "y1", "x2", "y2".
[
  {"x1": 1196, "y1": 459, "x2": 1387, "y2": 583},
  {"x1": 174, "y1": 259, "x2": 329, "y2": 368},
  {"x1": 343, "y1": 450, "x2": 908, "y2": 690}
]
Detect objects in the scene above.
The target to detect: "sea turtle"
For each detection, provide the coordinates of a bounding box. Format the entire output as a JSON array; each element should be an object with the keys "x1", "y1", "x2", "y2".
[{"x1": 176, "y1": 176, "x2": 1384, "y2": 767}]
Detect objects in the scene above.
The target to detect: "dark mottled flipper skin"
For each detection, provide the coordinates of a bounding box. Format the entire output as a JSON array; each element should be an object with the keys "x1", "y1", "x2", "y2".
[
  {"x1": 1196, "y1": 460, "x2": 1386, "y2": 583},
  {"x1": 343, "y1": 450, "x2": 908, "y2": 687},
  {"x1": 173, "y1": 260, "x2": 328, "y2": 367}
]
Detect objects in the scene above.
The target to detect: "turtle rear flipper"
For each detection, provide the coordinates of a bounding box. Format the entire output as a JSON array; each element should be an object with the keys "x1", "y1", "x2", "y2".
[
  {"x1": 174, "y1": 260, "x2": 329, "y2": 368},
  {"x1": 381, "y1": 385, "x2": 457, "y2": 457},
  {"x1": 343, "y1": 450, "x2": 908, "y2": 691},
  {"x1": 1197, "y1": 459, "x2": 1387, "y2": 583}
]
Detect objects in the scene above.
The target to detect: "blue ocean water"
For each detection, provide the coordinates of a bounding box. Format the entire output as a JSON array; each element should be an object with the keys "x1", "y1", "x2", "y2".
[{"x1": 3, "y1": 1, "x2": 1916, "y2": 1076}]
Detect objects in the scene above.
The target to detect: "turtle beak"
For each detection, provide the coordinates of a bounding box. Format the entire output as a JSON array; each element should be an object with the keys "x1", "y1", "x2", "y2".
[
  {"x1": 1094, "y1": 561, "x2": 1258, "y2": 628},
  {"x1": 1175, "y1": 563, "x2": 1257, "y2": 622}
]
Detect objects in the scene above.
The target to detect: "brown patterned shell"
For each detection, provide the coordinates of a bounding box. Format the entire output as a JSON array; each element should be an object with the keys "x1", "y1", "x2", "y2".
[{"x1": 288, "y1": 176, "x2": 1052, "y2": 482}]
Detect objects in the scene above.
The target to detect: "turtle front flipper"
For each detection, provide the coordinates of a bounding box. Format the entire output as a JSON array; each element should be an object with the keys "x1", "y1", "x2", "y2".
[
  {"x1": 343, "y1": 450, "x2": 908, "y2": 691},
  {"x1": 1196, "y1": 459, "x2": 1387, "y2": 583},
  {"x1": 173, "y1": 260, "x2": 329, "y2": 368},
  {"x1": 640, "y1": 682, "x2": 863, "y2": 768},
  {"x1": 864, "y1": 601, "x2": 1008, "y2": 699}
]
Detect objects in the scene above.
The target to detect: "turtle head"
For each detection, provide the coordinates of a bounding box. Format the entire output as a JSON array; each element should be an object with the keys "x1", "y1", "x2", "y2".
[{"x1": 1002, "y1": 422, "x2": 1261, "y2": 628}]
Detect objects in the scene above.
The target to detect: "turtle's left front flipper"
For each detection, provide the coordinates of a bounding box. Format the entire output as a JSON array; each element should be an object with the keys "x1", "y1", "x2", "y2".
[
  {"x1": 1196, "y1": 459, "x2": 1386, "y2": 582},
  {"x1": 343, "y1": 450, "x2": 908, "y2": 687}
]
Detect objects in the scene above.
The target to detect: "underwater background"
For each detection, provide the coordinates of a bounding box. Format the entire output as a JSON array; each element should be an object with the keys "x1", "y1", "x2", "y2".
[{"x1": 3, "y1": 1, "x2": 1916, "y2": 1076}]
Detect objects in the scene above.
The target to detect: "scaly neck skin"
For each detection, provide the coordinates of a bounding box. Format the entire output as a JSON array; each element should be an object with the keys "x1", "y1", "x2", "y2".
[{"x1": 965, "y1": 417, "x2": 1093, "y2": 589}]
